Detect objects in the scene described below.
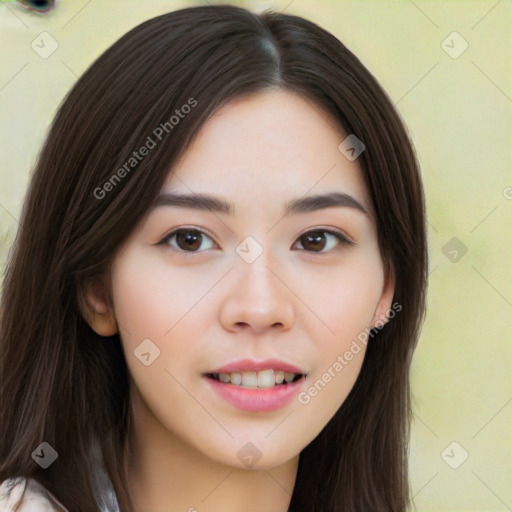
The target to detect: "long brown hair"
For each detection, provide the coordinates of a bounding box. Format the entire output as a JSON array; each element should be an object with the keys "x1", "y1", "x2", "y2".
[{"x1": 0, "y1": 5, "x2": 427, "y2": 511}]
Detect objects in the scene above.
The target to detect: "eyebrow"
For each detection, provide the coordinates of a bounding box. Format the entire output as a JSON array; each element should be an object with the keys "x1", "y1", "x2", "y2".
[{"x1": 152, "y1": 191, "x2": 369, "y2": 217}]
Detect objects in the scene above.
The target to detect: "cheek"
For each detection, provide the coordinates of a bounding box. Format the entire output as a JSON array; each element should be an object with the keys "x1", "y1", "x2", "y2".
[
  {"x1": 292, "y1": 252, "x2": 383, "y2": 421},
  {"x1": 110, "y1": 251, "x2": 210, "y2": 346},
  {"x1": 109, "y1": 250, "x2": 212, "y2": 388},
  {"x1": 109, "y1": 254, "x2": 208, "y2": 423},
  {"x1": 300, "y1": 255, "x2": 383, "y2": 348}
]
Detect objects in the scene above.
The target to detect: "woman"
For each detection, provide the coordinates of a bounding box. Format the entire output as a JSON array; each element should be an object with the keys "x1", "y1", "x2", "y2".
[{"x1": 0, "y1": 4, "x2": 427, "y2": 511}]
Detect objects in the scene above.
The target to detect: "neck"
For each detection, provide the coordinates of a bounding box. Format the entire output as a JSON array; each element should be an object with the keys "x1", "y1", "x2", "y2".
[{"x1": 125, "y1": 386, "x2": 298, "y2": 512}]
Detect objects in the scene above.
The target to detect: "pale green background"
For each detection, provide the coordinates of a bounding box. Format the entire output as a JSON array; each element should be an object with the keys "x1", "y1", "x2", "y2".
[{"x1": 0, "y1": 1, "x2": 510, "y2": 511}]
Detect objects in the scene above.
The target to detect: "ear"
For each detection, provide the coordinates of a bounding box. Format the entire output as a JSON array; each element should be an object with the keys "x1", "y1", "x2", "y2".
[
  {"x1": 80, "y1": 277, "x2": 118, "y2": 337},
  {"x1": 370, "y1": 264, "x2": 396, "y2": 329}
]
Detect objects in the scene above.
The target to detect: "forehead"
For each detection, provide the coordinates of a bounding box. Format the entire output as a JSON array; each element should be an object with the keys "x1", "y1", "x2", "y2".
[{"x1": 163, "y1": 89, "x2": 371, "y2": 214}]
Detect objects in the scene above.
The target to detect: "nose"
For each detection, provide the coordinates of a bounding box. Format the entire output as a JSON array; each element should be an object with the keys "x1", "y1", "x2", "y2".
[{"x1": 219, "y1": 255, "x2": 296, "y2": 334}]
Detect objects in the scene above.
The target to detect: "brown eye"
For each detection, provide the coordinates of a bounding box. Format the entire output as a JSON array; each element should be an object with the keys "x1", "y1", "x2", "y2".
[
  {"x1": 296, "y1": 230, "x2": 354, "y2": 253},
  {"x1": 159, "y1": 228, "x2": 215, "y2": 254},
  {"x1": 176, "y1": 230, "x2": 202, "y2": 251},
  {"x1": 300, "y1": 231, "x2": 327, "y2": 252}
]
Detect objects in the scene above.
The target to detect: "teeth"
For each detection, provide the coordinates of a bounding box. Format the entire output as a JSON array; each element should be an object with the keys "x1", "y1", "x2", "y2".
[
  {"x1": 242, "y1": 371, "x2": 258, "y2": 387},
  {"x1": 213, "y1": 369, "x2": 301, "y2": 388},
  {"x1": 257, "y1": 369, "x2": 275, "y2": 388},
  {"x1": 231, "y1": 372, "x2": 242, "y2": 386},
  {"x1": 284, "y1": 372, "x2": 295, "y2": 383}
]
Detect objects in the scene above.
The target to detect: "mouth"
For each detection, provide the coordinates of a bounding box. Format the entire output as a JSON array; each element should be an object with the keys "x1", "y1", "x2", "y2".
[
  {"x1": 205, "y1": 369, "x2": 305, "y2": 389},
  {"x1": 202, "y1": 359, "x2": 308, "y2": 412}
]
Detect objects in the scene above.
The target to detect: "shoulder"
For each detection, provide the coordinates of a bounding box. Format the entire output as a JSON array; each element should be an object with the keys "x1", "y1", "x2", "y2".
[{"x1": 0, "y1": 477, "x2": 68, "y2": 511}]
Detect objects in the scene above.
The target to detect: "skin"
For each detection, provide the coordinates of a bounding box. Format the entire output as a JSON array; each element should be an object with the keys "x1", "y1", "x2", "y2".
[{"x1": 83, "y1": 89, "x2": 395, "y2": 512}]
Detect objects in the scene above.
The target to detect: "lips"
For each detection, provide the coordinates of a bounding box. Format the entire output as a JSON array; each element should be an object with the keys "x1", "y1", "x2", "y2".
[
  {"x1": 207, "y1": 369, "x2": 303, "y2": 388},
  {"x1": 203, "y1": 360, "x2": 308, "y2": 412},
  {"x1": 209, "y1": 358, "x2": 305, "y2": 374}
]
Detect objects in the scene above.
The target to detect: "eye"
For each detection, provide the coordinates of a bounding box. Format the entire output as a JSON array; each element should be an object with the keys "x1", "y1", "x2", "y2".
[
  {"x1": 158, "y1": 228, "x2": 216, "y2": 255},
  {"x1": 294, "y1": 229, "x2": 355, "y2": 253}
]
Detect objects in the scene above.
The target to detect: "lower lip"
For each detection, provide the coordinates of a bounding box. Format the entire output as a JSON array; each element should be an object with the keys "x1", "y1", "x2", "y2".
[{"x1": 204, "y1": 376, "x2": 305, "y2": 412}]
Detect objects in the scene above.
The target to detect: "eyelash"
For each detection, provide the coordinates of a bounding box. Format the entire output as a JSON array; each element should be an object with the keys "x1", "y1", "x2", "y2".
[{"x1": 156, "y1": 226, "x2": 355, "y2": 257}]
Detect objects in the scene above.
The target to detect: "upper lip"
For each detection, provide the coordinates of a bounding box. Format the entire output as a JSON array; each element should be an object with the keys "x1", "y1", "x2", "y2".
[{"x1": 208, "y1": 358, "x2": 305, "y2": 375}]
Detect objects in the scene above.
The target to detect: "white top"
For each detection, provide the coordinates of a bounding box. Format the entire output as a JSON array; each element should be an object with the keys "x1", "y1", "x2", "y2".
[
  {"x1": 0, "y1": 473, "x2": 120, "y2": 512},
  {"x1": 0, "y1": 477, "x2": 68, "y2": 511}
]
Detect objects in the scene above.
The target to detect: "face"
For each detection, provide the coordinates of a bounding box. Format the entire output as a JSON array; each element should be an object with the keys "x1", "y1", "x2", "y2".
[{"x1": 89, "y1": 89, "x2": 394, "y2": 470}]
